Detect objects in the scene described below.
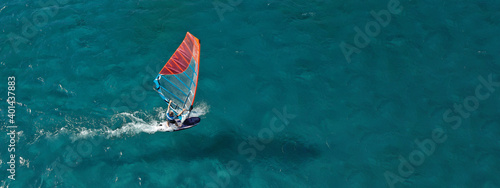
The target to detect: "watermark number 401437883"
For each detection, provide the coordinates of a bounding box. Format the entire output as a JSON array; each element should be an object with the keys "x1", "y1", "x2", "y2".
[{"x1": 6, "y1": 76, "x2": 17, "y2": 181}]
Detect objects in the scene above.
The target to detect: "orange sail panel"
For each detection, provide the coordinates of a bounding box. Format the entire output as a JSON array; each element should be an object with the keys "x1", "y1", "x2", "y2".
[{"x1": 160, "y1": 32, "x2": 200, "y2": 75}]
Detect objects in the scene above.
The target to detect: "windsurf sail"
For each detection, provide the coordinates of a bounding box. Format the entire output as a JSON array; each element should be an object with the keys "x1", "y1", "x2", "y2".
[{"x1": 154, "y1": 32, "x2": 200, "y2": 122}]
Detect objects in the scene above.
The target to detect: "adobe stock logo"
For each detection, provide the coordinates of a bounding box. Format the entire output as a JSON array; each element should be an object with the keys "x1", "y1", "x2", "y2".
[
  {"x1": 212, "y1": 0, "x2": 243, "y2": 21},
  {"x1": 205, "y1": 106, "x2": 295, "y2": 188},
  {"x1": 340, "y1": 0, "x2": 403, "y2": 63},
  {"x1": 7, "y1": 0, "x2": 68, "y2": 53},
  {"x1": 384, "y1": 74, "x2": 500, "y2": 188}
]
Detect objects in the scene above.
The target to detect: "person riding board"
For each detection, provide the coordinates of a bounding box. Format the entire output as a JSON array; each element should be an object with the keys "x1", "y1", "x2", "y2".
[{"x1": 165, "y1": 100, "x2": 186, "y2": 128}]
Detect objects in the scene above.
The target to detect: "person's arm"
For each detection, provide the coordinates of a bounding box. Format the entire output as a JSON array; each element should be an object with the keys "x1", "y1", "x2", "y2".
[
  {"x1": 167, "y1": 100, "x2": 172, "y2": 113},
  {"x1": 176, "y1": 109, "x2": 186, "y2": 117}
]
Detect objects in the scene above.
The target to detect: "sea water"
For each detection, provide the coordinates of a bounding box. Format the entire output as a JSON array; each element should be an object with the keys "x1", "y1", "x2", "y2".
[{"x1": 1, "y1": 0, "x2": 500, "y2": 187}]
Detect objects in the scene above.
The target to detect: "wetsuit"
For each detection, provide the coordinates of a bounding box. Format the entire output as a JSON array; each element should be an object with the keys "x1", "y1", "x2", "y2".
[{"x1": 167, "y1": 113, "x2": 176, "y2": 124}]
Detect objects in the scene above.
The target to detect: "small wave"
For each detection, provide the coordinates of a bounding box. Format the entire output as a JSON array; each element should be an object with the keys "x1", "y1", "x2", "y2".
[
  {"x1": 19, "y1": 157, "x2": 30, "y2": 168},
  {"x1": 189, "y1": 102, "x2": 210, "y2": 117}
]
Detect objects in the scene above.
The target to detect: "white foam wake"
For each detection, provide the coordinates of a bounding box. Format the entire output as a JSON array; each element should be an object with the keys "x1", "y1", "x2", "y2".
[{"x1": 70, "y1": 103, "x2": 210, "y2": 140}]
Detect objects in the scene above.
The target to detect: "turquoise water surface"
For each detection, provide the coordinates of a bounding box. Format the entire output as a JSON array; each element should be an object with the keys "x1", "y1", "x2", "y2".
[{"x1": 1, "y1": 0, "x2": 500, "y2": 187}]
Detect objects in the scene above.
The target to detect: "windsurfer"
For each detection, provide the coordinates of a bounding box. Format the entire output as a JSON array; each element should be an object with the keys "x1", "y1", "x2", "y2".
[{"x1": 166, "y1": 100, "x2": 186, "y2": 128}]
